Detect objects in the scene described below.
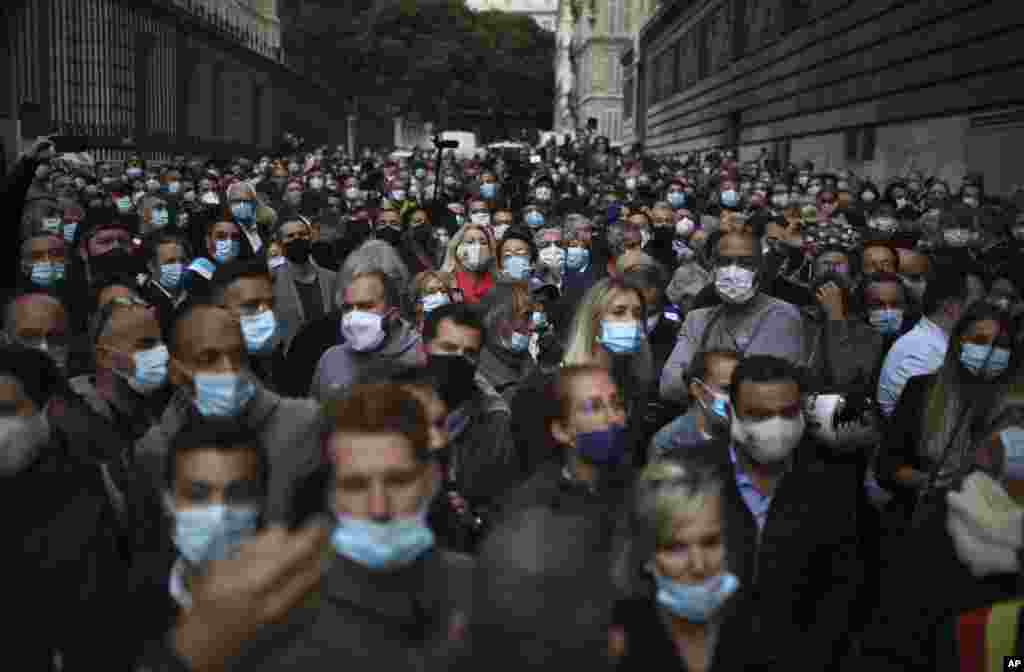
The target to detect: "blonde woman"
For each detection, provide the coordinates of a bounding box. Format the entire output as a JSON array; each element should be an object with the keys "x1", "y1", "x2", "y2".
[
  {"x1": 564, "y1": 276, "x2": 653, "y2": 385},
  {"x1": 441, "y1": 223, "x2": 497, "y2": 305},
  {"x1": 611, "y1": 457, "x2": 745, "y2": 671},
  {"x1": 409, "y1": 270, "x2": 455, "y2": 331}
]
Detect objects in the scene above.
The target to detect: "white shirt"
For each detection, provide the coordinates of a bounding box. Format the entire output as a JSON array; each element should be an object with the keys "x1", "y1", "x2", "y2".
[{"x1": 876, "y1": 316, "x2": 948, "y2": 417}]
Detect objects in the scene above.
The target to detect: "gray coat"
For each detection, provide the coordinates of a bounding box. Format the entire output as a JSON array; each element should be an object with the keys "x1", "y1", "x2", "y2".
[
  {"x1": 239, "y1": 549, "x2": 474, "y2": 672},
  {"x1": 134, "y1": 382, "x2": 321, "y2": 523},
  {"x1": 273, "y1": 259, "x2": 338, "y2": 355},
  {"x1": 310, "y1": 318, "x2": 424, "y2": 401},
  {"x1": 659, "y1": 294, "x2": 806, "y2": 403}
]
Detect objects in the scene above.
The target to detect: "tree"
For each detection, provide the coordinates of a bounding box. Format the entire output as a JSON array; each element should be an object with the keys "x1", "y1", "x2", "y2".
[{"x1": 284, "y1": 0, "x2": 555, "y2": 135}]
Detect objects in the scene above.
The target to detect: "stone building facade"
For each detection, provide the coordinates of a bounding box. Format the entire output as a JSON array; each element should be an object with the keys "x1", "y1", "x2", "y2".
[{"x1": 630, "y1": 0, "x2": 1024, "y2": 195}]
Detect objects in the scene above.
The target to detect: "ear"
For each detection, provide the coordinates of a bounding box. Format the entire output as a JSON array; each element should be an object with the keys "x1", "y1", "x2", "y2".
[{"x1": 551, "y1": 419, "x2": 574, "y2": 448}]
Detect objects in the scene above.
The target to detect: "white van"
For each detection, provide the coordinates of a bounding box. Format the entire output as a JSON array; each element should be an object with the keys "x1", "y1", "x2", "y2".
[{"x1": 420, "y1": 131, "x2": 479, "y2": 159}]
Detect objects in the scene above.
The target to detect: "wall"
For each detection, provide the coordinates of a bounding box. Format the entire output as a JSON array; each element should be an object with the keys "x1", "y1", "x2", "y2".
[{"x1": 635, "y1": 0, "x2": 1024, "y2": 190}]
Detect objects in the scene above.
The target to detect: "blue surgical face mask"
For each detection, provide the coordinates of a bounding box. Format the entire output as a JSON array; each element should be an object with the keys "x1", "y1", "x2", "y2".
[
  {"x1": 160, "y1": 262, "x2": 184, "y2": 290},
  {"x1": 531, "y1": 311, "x2": 548, "y2": 330},
  {"x1": 565, "y1": 246, "x2": 589, "y2": 270},
  {"x1": 868, "y1": 308, "x2": 904, "y2": 336},
  {"x1": 421, "y1": 291, "x2": 449, "y2": 314},
  {"x1": 240, "y1": 310, "x2": 278, "y2": 355},
  {"x1": 653, "y1": 571, "x2": 740, "y2": 623},
  {"x1": 505, "y1": 330, "x2": 531, "y2": 353},
  {"x1": 231, "y1": 201, "x2": 256, "y2": 224},
  {"x1": 63, "y1": 222, "x2": 78, "y2": 243},
  {"x1": 960, "y1": 343, "x2": 1011, "y2": 378},
  {"x1": 192, "y1": 372, "x2": 256, "y2": 417},
  {"x1": 213, "y1": 239, "x2": 241, "y2": 264},
  {"x1": 503, "y1": 254, "x2": 532, "y2": 280},
  {"x1": 598, "y1": 320, "x2": 641, "y2": 354},
  {"x1": 331, "y1": 510, "x2": 435, "y2": 571},
  {"x1": 30, "y1": 261, "x2": 62, "y2": 288},
  {"x1": 480, "y1": 183, "x2": 497, "y2": 199},
  {"x1": 575, "y1": 424, "x2": 627, "y2": 466},
  {"x1": 697, "y1": 380, "x2": 730, "y2": 426},
  {"x1": 125, "y1": 344, "x2": 169, "y2": 395},
  {"x1": 173, "y1": 504, "x2": 261, "y2": 566},
  {"x1": 720, "y1": 190, "x2": 738, "y2": 208},
  {"x1": 667, "y1": 191, "x2": 686, "y2": 208},
  {"x1": 526, "y1": 211, "x2": 545, "y2": 228},
  {"x1": 151, "y1": 208, "x2": 169, "y2": 228}
]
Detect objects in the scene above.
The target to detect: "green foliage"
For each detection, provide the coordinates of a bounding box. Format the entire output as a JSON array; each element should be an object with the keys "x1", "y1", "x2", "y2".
[{"x1": 286, "y1": 0, "x2": 555, "y2": 125}]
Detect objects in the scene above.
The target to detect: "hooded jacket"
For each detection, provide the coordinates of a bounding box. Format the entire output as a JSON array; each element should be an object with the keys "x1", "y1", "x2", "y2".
[
  {"x1": 310, "y1": 317, "x2": 424, "y2": 401},
  {"x1": 135, "y1": 381, "x2": 321, "y2": 523}
]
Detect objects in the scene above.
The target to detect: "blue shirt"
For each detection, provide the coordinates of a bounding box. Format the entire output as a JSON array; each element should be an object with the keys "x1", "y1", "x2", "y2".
[
  {"x1": 730, "y1": 445, "x2": 772, "y2": 532},
  {"x1": 876, "y1": 316, "x2": 948, "y2": 417}
]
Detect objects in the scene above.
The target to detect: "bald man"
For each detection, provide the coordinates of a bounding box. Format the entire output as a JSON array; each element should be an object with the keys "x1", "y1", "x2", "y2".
[{"x1": 136, "y1": 304, "x2": 321, "y2": 522}]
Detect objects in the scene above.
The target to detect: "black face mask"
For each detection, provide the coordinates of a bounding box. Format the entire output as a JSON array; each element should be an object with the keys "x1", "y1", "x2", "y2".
[
  {"x1": 89, "y1": 247, "x2": 137, "y2": 283},
  {"x1": 425, "y1": 353, "x2": 478, "y2": 411},
  {"x1": 376, "y1": 226, "x2": 403, "y2": 247},
  {"x1": 412, "y1": 225, "x2": 432, "y2": 245},
  {"x1": 285, "y1": 238, "x2": 311, "y2": 264}
]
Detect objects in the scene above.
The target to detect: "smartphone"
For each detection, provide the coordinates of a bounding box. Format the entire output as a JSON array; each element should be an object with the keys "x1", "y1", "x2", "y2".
[{"x1": 50, "y1": 135, "x2": 89, "y2": 153}]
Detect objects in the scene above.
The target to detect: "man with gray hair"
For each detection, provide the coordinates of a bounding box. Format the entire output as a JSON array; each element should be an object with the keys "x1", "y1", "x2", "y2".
[
  {"x1": 310, "y1": 268, "x2": 423, "y2": 401},
  {"x1": 280, "y1": 239, "x2": 411, "y2": 397},
  {"x1": 272, "y1": 215, "x2": 338, "y2": 353}
]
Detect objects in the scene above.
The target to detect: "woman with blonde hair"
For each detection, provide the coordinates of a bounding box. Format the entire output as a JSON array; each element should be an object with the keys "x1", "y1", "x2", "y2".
[
  {"x1": 409, "y1": 270, "x2": 454, "y2": 331},
  {"x1": 610, "y1": 455, "x2": 746, "y2": 671},
  {"x1": 441, "y1": 222, "x2": 497, "y2": 305}
]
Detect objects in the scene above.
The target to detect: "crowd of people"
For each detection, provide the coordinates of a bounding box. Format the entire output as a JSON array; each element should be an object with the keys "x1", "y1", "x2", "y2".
[{"x1": 6, "y1": 130, "x2": 1024, "y2": 671}]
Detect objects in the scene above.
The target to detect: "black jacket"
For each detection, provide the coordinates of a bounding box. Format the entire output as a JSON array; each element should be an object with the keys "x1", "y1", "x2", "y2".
[
  {"x1": 688, "y1": 440, "x2": 863, "y2": 670},
  {"x1": 845, "y1": 491, "x2": 1023, "y2": 672},
  {"x1": 8, "y1": 432, "x2": 132, "y2": 671},
  {"x1": 280, "y1": 310, "x2": 343, "y2": 398}
]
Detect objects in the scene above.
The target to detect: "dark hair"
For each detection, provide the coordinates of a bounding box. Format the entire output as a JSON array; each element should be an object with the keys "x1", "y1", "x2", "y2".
[
  {"x1": 165, "y1": 417, "x2": 267, "y2": 489},
  {"x1": 323, "y1": 383, "x2": 431, "y2": 464},
  {"x1": 423, "y1": 302, "x2": 484, "y2": 345},
  {"x1": 81, "y1": 206, "x2": 136, "y2": 243},
  {"x1": 210, "y1": 257, "x2": 271, "y2": 302},
  {"x1": 729, "y1": 355, "x2": 802, "y2": 409},
  {"x1": 622, "y1": 263, "x2": 668, "y2": 303},
  {"x1": 499, "y1": 227, "x2": 538, "y2": 263},
  {"x1": 0, "y1": 344, "x2": 65, "y2": 410},
  {"x1": 145, "y1": 232, "x2": 191, "y2": 265},
  {"x1": 921, "y1": 263, "x2": 968, "y2": 317}
]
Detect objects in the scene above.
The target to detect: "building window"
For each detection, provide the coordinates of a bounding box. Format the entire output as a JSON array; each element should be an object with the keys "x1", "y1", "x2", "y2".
[
  {"x1": 845, "y1": 126, "x2": 877, "y2": 161},
  {"x1": 608, "y1": 48, "x2": 621, "y2": 93},
  {"x1": 623, "y1": 74, "x2": 634, "y2": 119},
  {"x1": 609, "y1": 0, "x2": 625, "y2": 35}
]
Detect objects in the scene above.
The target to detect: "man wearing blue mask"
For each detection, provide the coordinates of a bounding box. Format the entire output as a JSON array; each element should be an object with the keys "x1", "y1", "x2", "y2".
[
  {"x1": 212, "y1": 258, "x2": 285, "y2": 392},
  {"x1": 184, "y1": 218, "x2": 243, "y2": 302},
  {"x1": 251, "y1": 383, "x2": 473, "y2": 671},
  {"x1": 137, "y1": 305, "x2": 321, "y2": 523},
  {"x1": 154, "y1": 420, "x2": 267, "y2": 631},
  {"x1": 140, "y1": 233, "x2": 191, "y2": 341}
]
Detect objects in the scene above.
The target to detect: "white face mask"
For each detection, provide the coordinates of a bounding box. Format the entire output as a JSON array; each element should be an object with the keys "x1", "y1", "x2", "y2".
[
  {"x1": 459, "y1": 242, "x2": 486, "y2": 271},
  {"x1": 471, "y1": 212, "x2": 491, "y2": 227},
  {"x1": 714, "y1": 264, "x2": 757, "y2": 304},
  {"x1": 539, "y1": 246, "x2": 565, "y2": 268},
  {"x1": 731, "y1": 413, "x2": 805, "y2": 463},
  {"x1": 342, "y1": 310, "x2": 387, "y2": 352},
  {"x1": 675, "y1": 217, "x2": 694, "y2": 237}
]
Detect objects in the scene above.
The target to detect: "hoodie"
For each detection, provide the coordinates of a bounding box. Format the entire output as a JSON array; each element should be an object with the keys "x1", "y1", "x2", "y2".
[{"x1": 309, "y1": 317, "x2": 424, "y2": 401}]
